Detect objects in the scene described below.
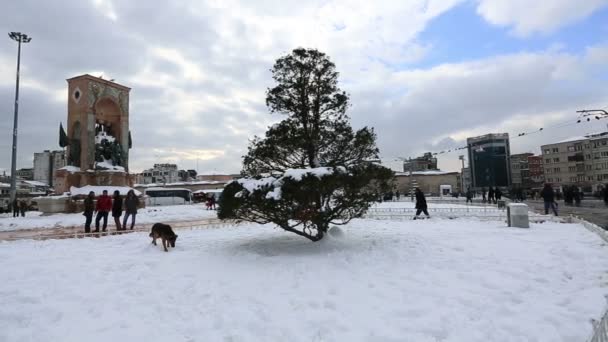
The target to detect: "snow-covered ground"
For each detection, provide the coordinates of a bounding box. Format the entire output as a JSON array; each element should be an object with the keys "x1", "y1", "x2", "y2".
[
  {"x1": 1, "y1": 218, "x2": 607, "y2": 341},
  {"x1": 0, "y1": 205, "x2": 217, "y2": 231}
]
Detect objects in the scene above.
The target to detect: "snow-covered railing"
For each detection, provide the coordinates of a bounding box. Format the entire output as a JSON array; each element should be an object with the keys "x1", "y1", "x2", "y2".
[
  {"x1": 1, "y1": 218, "x2": 238, "y2": 241},
  {"x1": 365, "y1": 207, "x2": 565, "y2": 223},
  {"x1": 571, "y1": 217, "x2": 608, "y2": 342}
]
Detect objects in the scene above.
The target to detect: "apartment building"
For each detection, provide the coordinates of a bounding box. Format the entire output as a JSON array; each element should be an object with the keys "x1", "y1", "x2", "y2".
[{"x1": 540, "y1": 132, "x2": 608, "y2": 192}]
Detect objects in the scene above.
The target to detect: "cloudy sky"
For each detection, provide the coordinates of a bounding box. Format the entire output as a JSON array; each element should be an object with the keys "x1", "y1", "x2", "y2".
[{"x1": 1, "y1": 0, "x2": 607, "y2": 175}]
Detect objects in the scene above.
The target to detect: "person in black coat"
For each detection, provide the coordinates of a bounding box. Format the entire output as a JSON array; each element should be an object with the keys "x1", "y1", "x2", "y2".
[
  {"x1": 540, "y1": 183, "x2": 558, "y2": 216},
  {"x1": 414, "y1": 188, "x2": 430, "y2": 219},
  {"x1": 112, "y1": 190, "x2": 123, "y2": 231},
  {"x1": 488, "y1": 187, "x2": 495, "y2": 204}
]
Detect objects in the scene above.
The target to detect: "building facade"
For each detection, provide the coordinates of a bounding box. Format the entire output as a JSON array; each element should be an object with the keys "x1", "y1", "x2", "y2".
[
  {"x1": 403, "y1": 152, "x2": 438, "y2": 172},
  {"x1": 509, "y1": 153, "x2": 533, "y2": 188},
  {"x1": 34, "y1": 150, "x2": 66, "y2": 187},
  {"x1": 141, "y1": 164, "x2": 179, "y2": 184},
  {"x1": 527, "y1": 155, "x2": 545, "y2": 188},
  {"x1": 467, "y1": 133, "x2": 511, "y2": 189},
  {"x1": 394, "y1": 171, "x2": 460, "y2": 196},
  {"x1": 15, "y1": 168, "x2": 34, "y2": 180},
  {"x1": 540, "y1": 132, "x2": 608, "y2": 192}
]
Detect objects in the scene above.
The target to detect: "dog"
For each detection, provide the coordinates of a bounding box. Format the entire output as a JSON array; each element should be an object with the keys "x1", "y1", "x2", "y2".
[{"x1": 149, "y1": 223, "x2": 178, "y2": 252}]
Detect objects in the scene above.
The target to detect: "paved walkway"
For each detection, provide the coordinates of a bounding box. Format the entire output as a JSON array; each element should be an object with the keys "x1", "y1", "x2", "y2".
[
  {"x1": 526, "y1": 200, "x2": 608, "y2": 229},
  {"x1": 0, "y1": 218, "x2": 234, "y2": 241}
]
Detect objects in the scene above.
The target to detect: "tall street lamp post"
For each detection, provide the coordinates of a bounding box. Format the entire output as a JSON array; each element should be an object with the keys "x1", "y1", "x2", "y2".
[{"x1": 8, "y1": 32, "x2": 32, "y2": 205}]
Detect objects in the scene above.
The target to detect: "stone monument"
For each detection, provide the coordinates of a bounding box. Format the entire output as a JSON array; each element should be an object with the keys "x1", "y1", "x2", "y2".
[{"x1": 54, "y1": 74, "x2": 133, "y2": 194}]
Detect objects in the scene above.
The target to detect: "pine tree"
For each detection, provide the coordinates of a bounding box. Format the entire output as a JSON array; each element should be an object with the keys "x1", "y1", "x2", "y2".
[{"x1": 218, "y1": 48, "x2": 393, "y2": 241}]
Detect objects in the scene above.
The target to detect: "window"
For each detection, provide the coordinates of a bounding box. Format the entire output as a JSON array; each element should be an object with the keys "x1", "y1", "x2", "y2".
[
  {"x1": 553, "y1": 158, "x2": 560, "y2": 163},
  {"x1": 602, "y1": 152, "x2": 608, "y2": 158},
  {"x1": 545, "y1": 168, "x2": 552, "y2": 174},
  {"x1": 556, "y1": 178, "x2": 561, "y2": 182},
  {"x1": 552, "y1": 148, "x2": 559, "y2": 153},
  {"x1": 575, "y1": 145, "x2": 583, "y2": 151},
  {"x1": 568, "y1": 146, "x2": 575, "y2": 152},
  {"x1": 585, "y1": 144, "x2": 590, "y2": 149},
  {"x1": 547, "y1": 178, "x2": 553, "y2": 183},
  {"x1": 586, "y1": 165, "x2": 593, "y2": 171},
  {"x1": 595, "y1": 153, "x2": 600, "y2": 159},
  {"x1": 554, "y1": 167, "x2": 560, "y2": 173},
  {"x1": 586, "y1": 154, "x2": 592, "y2": 160},
  {"x1": 544, "y1": 149, "x2": 551, "y2": 154},
  {"x1": 568, "y1": 166, "x2": 576, "y2": 172},
  {"x1": 545, "y1": 158, "x2": 551, "y2": 164},
  {"x1": 603, "y1": 140, "x2": 607, "y2": 146},
  {"x1": 588, "y1": 176, "x2": 594, "y2": 181}
]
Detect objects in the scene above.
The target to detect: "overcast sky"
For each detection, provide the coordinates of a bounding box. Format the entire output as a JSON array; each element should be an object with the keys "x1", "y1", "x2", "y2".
[{"x1": 1, "y1": 0, "x2": 607, "y2": 175}]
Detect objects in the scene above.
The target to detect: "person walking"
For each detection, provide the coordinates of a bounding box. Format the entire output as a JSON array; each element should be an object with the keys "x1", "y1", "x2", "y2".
[
  {"x1": 495, "y1": 187, "x2": 502, "y2": 201},
  {"x1": 395, "y1": 190, "x2": 400, "y2": 201},
  {"x1": 95, "y1": 190, "x2": 112, "y2": 232},
  {"x1": 540, "y1": 183, "x2": 558, "y2": 216},
  {"x1": 112, "y1": 190, "x2": 123, "y2": 231},
  {"x1": 482, "y1": 188, "x2": 487, "y2": 203},
  {"x1": 83, "y1": 191, "x2": 95, "y2": 233},
  {"x1": 488, "y1": 187, "x2": 495, "y2": 204},
  {"x1": 12, "y1": 199, "x2": 19, "y2": 218},
  {"x1": 466, "y1": 188, "x2": 473, "y2": 204},
  {"x1": 123, "y1": 190, "x2": 139, "y2": 230},
  {"x1": 19, "y1": 200, "x2": 27, "y2": 217},
  {"x1": 413, "y1": 188, "x2": 430, "y2": 220}
]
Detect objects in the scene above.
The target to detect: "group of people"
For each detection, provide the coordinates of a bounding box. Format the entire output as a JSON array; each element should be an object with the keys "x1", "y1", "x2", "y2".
[
  {"x1": 83, "y1": 190, "x2": 139, "y2": 233},
  {"x1": 480, "y1": 187, "x2": 503, "y2": 204},
  {"x1": 10, "y1": 199, "x2": 28, "y2": 218}
]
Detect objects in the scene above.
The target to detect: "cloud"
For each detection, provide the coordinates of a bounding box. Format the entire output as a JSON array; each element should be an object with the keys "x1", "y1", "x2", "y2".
[
  {"x1": 0, "y1": 0, "x2": 606, "y2": 178},
  {"x1": 475, "y1": 0, "x2": 608, "y2": 36}
]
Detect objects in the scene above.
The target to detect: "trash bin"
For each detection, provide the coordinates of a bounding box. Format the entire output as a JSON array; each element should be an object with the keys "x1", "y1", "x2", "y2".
[{"x1": 507, "y1": 203, "x2": 529, "y2": 228}]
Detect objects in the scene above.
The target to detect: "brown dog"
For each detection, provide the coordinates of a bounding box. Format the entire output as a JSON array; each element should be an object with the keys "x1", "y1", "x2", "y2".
[{"x1": 149, "y1": 223, "x2": 178, "y2": 252}]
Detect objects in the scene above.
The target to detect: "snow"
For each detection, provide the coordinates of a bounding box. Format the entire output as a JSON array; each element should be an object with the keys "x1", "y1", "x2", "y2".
[
  {"x1": 23, "y1": 180, "x2": 49, "y2": 187},
  {"x1": 395, "y1": 170, "x2": 457, "y2": 176},
  {"x1": 59, "y1": 165, "x2": 81, "y2": 172},
  {"x1": 0, "y1": 204, "x2": 217, "y2": 231},
  {"x1": 95, "y1": 131, "x2": 115, "y2": 144},
  {"x1": 95, "y1": 160, "x2": 125, "y2": 172},
  {"x1": 236, "y1": 167, "x2": 343, "y2": 201},
  {"x1": 69, "y1": 185, "x2": 141, "y2": 197},
  {"x1": 283, "y1": 166, "x2": 336, "y2": 180},
  {"x1": 1, "y1": 218, "x2": 607, "y2": 341},
  {"x1": 135, "y1": 181, "x2": 225, "y2": 187}
]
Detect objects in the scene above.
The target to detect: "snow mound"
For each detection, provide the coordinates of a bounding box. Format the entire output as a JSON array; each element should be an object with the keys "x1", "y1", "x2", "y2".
[{"x1": 328, "y1": 225, "x2": 345, "y2": 238}]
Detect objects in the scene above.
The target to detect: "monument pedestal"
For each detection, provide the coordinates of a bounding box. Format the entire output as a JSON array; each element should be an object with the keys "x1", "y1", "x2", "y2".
[{"x1": 54, "y1": 169, "x2": 133, "y2": 195}]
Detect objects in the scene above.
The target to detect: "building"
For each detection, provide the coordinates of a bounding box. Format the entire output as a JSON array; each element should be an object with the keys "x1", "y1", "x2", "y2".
[
  {"x1": 403, "y1": 152, "x2": 438, "y2": 172},
  {"x1": 509, "y1": 153, "x2": 533, "y2": 188},
  {"x1": 540, "y1": 131, "x2": 608, "y2": 192},
  {"x1": 197, "y1": 174, "x2": 240, "y2": 182},
  {"x1": 461, "y1": 167, "x2": 471, "y2": 191},
  {"x1": 527, "y1": 155, "x2": 545, "y2": 188},
  {"x1": 141, "y1": 164, "x2": 179, "y2": 184},
  {"x1": 178, "y1": 169, "x2": 198, "y2": 182},
  {"x1": 34, "y1": 150, "x2": 66, "y2": 187},
  {"x1": 15, "y1": 168, "x2": 34, "y2": 180},
  {"x1": 467, "y1": 133, "x2": 511, "y2": 189},
  {"x1": 394, "y1": 171, "x2": 460, "y2": 196}
]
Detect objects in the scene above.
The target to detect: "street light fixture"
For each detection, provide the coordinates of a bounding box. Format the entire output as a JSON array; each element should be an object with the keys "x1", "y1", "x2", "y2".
[{"x1": 8, "y1": 32, "x2": 32, "y2": 206}]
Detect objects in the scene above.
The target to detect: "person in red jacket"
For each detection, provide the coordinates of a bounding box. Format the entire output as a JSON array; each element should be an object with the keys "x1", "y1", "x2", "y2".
[{"x1": 95, "y1": 190, "x2": 112, "y2": 232}]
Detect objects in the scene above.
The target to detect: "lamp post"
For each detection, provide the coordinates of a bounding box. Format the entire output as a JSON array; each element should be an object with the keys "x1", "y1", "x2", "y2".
[{"x1": 8, "y1": 32, "x2": 32, "y2": 206}]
